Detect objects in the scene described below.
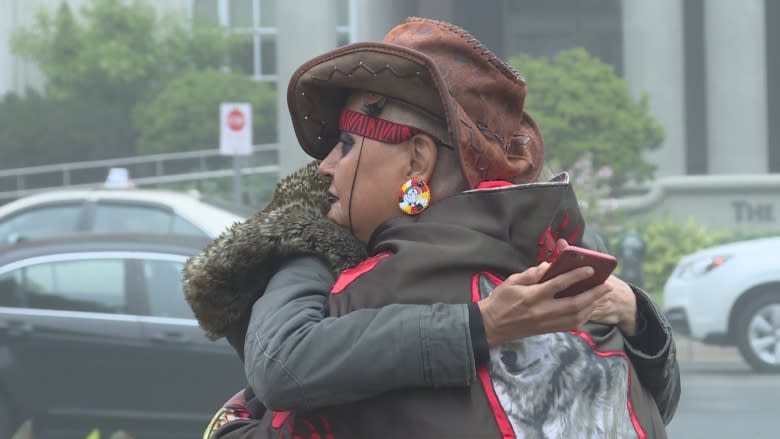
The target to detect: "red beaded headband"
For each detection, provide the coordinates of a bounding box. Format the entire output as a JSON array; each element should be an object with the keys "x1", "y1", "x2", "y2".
[{"x1": 339, "y1": 109, "x2": 430, "y2": 144}]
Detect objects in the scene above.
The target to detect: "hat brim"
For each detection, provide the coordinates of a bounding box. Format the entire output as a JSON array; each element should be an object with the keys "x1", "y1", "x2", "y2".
[{"x1": 287, "y1": 42, "x2": 454, "y2": 159}]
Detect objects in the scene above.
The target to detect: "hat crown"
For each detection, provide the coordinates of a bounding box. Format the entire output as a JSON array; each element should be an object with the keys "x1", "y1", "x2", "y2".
[
  {"x1": 383, "y1": 18, "x2": 528, "y2": 121},
  {"x1": 381, "y1": 18, "x2": 543, "y2": 185},
  {"x1": 286, "y1": 17, "x2": 544, "y2": 187}
]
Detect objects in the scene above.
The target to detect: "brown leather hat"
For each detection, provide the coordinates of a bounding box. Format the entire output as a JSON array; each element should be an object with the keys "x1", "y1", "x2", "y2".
[{"x1": 287, "y1": 17, "x2": 544, "y2": 188}]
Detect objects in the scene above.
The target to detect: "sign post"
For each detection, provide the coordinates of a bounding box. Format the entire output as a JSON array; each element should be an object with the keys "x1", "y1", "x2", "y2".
[{"x1": 219, "y1": 103, "x2": 252, "y2": 205}]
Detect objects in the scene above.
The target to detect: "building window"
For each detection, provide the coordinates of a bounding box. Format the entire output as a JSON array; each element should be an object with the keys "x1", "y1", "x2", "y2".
[
  {"x1": 500, "y1": 0, "x2": 623, "y2": 73},
  {"x1": 191, "y1": 0, "x2": 353, "y2": 82},
  {"x1": 767, "y1": 0, "x2": 780, "y2": 173},
  {"x1": 683, "y1": 0, "x2": 708, "y2": 175}
]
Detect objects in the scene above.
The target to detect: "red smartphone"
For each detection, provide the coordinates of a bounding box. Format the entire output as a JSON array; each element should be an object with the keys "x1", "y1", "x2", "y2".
[{"x1": 540, "y1": 245, "x2": 618, "y2": 299}]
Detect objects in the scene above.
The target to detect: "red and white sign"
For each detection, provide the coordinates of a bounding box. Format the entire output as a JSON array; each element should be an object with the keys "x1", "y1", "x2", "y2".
[{"x1": 219, "y1": 103, "x2": 252, "y2": 156}]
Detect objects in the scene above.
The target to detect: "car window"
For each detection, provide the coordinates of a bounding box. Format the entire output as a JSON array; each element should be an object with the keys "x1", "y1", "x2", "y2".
[
  {"x1": 142, "y1": 259, "x2": 192, "y2": 319},
  {"x1": 171, "y1": 216, "x2": 206, "y2": 236},
  {"x1": 94, "y1": 204, "x2": 174, "y2": 234},
  {"x1": 0, "y1": 259, "x2": 126, "y2": 313},
  {"x1": 94, "y1": 203, "x2": 208, "y2": 237},
  {"x1": 0, "y1": 270, "x2": 24, "y2": 307},
  {"x1": 0, "y1": 204, "x2": 82, "y2": 243}
]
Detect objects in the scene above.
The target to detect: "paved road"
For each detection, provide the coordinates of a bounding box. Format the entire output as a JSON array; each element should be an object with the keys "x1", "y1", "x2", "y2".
[{"x1": 667, "y1": 339, "x2": 780, "y2": 438}]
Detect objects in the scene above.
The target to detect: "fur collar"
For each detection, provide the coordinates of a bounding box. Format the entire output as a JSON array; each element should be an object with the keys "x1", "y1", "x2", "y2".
[{"x1": 182, "y1": 161, "x2": 367, "y2": 350}]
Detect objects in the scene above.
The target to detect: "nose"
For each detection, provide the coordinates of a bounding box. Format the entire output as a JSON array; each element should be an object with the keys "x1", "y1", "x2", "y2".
[{"x1": 318, "y1": 144, "x2": 340, "y2": 178}]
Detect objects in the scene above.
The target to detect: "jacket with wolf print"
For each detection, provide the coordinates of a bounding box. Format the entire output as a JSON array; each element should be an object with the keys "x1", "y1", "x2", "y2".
[
  {"x1": 269, "y1": 177, "x2": 666, "y2": 439},
  {"x1": 184, "y1": 163, "x2": 679, "y2": 439}
]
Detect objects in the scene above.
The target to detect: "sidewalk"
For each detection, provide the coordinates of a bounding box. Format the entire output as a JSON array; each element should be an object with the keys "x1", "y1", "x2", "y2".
[{"x1": 675, "y1": 336, "x2": 742, "y2": 363}]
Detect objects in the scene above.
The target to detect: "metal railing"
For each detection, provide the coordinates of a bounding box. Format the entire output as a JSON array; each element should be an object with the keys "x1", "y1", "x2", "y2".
[{"x1": 0, "y1": 144, "x2": 280, "y2": 203}]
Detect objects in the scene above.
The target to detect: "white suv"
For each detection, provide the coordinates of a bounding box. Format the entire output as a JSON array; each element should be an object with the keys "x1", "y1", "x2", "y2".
[{"x1": 663, "y1": 236, "x2": 780, "y2": 372}]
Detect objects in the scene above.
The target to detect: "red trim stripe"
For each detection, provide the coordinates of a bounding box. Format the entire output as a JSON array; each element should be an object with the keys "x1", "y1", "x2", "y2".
[
  {"x1": 331, "y1": 252, "x2": 392, "y2": 294},
  {"x1": 475, "y1": 180, "x2": 513, "y2": 189},
  {"x1": 560, "y1": 212, "x2": 570, "y2": 230},
  {"x1": 570, "y1": 331, "x2": 648, "y2": 439},
  {"x1": 471, "y1": 273, "x2": 516, "y2": 438},
  {"x1": 481, "y1": 271, "x2": 505, "y2": 287},
  {"x1": 298, "y1": 418, "x2": 321, "y2": 439},
  {"x1": 319, "y1": 415, "x2": 335, "y2": 439},
  {"x1": 566, "y1": 222, "x2": 582, "y2": 244},
  {"x1": 271, "y1": 410, "x2": 292, "y2": 429}
]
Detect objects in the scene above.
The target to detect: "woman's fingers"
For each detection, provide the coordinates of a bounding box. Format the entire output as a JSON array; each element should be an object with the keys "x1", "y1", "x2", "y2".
[
  {"x1": 589, "y1": 275, "x2": 638, "y2": 334},
  {"x1": 503, "y1": 261, "x2": 550, "y2": 286},
  {"x1": 480, "y1": 260, "x2": 615, "y2": 346},
  {"x1": 525, "y1": 283, "x2": 610, "y2": 329},
  {"x1": 480, "y1": 276, "x2": 613, "y2": 346},
  {"x1": 536, "y1": 265, "x2": 594, "y2": 299},
  {"x1": 504, "y1": 263, "x2": 594, "y2": 304}
]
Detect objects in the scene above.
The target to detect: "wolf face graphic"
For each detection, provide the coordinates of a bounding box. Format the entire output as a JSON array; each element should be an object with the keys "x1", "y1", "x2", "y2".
[
  {"x1": 488, "y1": 332, "x2": 639, "y2": 439},
  {"x1": 476, "y1": 274, "x2": 640, "y2": 439}
]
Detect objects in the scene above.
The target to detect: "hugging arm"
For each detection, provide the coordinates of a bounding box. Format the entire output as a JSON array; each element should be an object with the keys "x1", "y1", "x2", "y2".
[
  {"x1": 244, "y1": 256, "x2": 481, "y2": 411},
  {"x1": 244, "y1": 256, "x2": 679, "y2": 423}
]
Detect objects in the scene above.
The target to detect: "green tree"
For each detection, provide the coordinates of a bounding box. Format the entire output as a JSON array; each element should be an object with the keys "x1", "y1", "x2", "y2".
[
  {"x1": 11, "y1": 0, "x2": 232, "y2": 101},
  {"x1": 8, "y1": 0, "x2": 239, "y2": 160},
  {"x1": 133, "y1": 69, "x2": 276, "y2": 154},
  {"x1": 508, "y1": 48, "x2": 665, "y2": 188},
  {"x1": 0, "y1": 91, "x2": 135, "y2": 169}
]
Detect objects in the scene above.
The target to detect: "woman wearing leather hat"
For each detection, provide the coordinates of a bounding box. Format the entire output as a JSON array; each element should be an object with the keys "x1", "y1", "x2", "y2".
[{"x1": 185, "y1": 17, "x2": 679, "y2": 439}]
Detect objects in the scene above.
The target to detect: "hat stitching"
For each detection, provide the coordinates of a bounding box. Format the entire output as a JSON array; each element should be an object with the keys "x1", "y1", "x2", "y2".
[
  {"x1": 288, "y1": 41, "x2": 458, "y2": 160},
  {"x1": 475, "y1": 156, "x2": 489, "y2": 180},
  {"x1": 288, "y1": 19, "x2": 544, "y2": 186},
  {"x1": 407, "y1": 17, "x2": 526, "y2": 86},
  {"x1": 300, "y1": 63, "x2": 437, "y2": 151},
  {"x1": 311, "y1": 63, "x2": 421, "y2": 83},
  {"x1": 507, "y1": 133, "x2": 533, "y2": 157},
  {"x1": 296, "y1": 88, "x2": 337, "y2": 150},
  {"x1": 464, "y1": 128, "x2": 481, "y2": 153},
  {"x1": 475, "y1": 121, "x2": 504, "y2": 146},
  {"x1": 512, "y1": 133, "x2": 532, "y2": 144}
]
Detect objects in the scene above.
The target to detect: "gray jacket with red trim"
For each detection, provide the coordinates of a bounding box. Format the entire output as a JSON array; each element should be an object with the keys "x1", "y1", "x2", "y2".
[
  {"x1": 185, "y1": 163, "x2": 679, "y2": 439},
  {"x1": 264, "y1": 177, "x2": 666, "y2": 439}
]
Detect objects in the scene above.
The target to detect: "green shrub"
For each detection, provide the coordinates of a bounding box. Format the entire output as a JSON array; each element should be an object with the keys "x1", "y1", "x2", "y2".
[
  {"x1": 133, "y1": 69, "x2": 276, "y2": 154},
  {"x1": 0, "y1": 91, "x2": 135, "y2": 168},
  {"x1": 620, "y1": 217, "x2": 727, "y2": 296}
]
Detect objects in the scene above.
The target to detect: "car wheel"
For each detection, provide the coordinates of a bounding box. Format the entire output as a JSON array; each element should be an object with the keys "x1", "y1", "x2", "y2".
[{"x1": 736, "y1": 294, "x2": 780, "y2": 373}]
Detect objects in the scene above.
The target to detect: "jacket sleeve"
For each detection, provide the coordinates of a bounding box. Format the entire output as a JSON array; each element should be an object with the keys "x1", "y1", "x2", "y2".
[
  {"x1": 581, "y1": 228, "x2": 680, "y2": 423},
  {"x1": 623, "y1": 285, "x2": 681, "y2": 424},
  {"x1": 244, "y1": 256, "x2": 477, "y2": 411}
]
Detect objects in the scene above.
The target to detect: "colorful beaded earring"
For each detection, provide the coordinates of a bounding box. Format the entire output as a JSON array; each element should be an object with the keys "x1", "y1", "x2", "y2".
[{"x1": 398, "y1": 178, "x2": 431, "y2": 215}]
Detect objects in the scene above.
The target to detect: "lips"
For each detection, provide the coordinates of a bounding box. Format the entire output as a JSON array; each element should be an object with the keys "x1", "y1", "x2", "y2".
[{"x1": 326, "y1": 191, "x2": 339, "y2": 205}]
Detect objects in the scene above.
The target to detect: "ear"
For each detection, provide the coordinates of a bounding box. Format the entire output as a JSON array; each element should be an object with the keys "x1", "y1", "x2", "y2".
[{"x1": 406, "y1": 134, "x2": 439, "y2": 181}]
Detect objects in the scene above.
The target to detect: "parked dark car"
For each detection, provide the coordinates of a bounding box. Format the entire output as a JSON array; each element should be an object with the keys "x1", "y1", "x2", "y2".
[{"x1": 0, "y1": 234, "x2": 246, "y2": 439}]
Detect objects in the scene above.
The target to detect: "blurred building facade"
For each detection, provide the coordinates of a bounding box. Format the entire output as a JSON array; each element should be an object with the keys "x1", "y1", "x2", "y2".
[{"x1": 1, "y1": 0, "x2": 778, "y2": 229}]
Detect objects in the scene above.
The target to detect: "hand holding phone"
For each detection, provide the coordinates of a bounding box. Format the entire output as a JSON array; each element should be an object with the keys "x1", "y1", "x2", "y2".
[{"x1": 540, "y1": 245, "x2": 617, "y2": 299}]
